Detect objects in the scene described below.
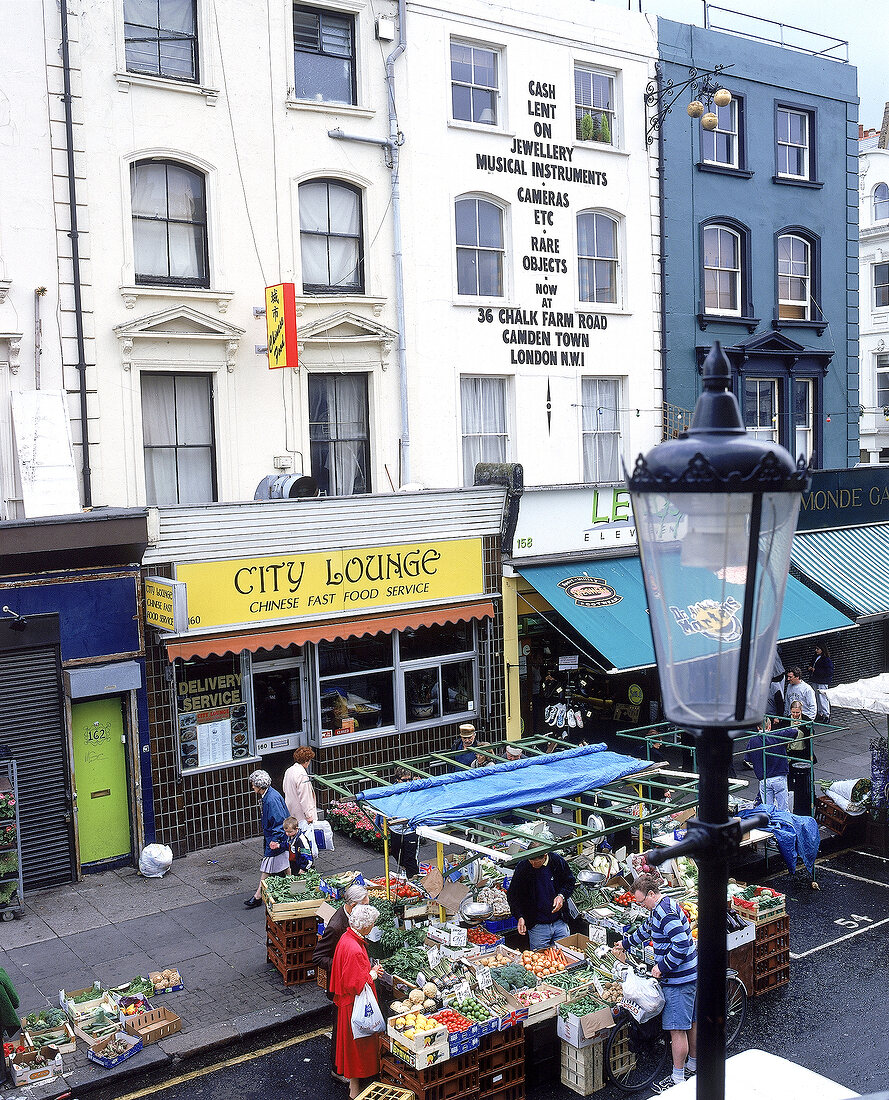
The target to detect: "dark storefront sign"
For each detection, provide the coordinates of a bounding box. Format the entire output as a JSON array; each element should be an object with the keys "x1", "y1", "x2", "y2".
[{"x1": 798, "y1": 467, "x2": 889, "y2": 531}]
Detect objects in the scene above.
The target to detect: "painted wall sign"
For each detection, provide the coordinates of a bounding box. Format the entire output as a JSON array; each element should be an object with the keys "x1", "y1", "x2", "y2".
[
  {"x1": 265, "y1": 282, "x2": 299, "y2": 370},
  {"x1": 512, "y1": 486, "x2": 638, "y2": 557},
  {"x1": 144, "y1": 577, "x2": 189, "y2": 633},
  {"x1": 176, "y1": 538, "x2": 485, "y2": 629}
]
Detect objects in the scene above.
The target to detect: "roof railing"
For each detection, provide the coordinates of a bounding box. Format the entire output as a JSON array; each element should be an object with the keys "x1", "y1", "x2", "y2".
[{"x1": 703, "y1": 3, "x2": 849, "y2": 63}]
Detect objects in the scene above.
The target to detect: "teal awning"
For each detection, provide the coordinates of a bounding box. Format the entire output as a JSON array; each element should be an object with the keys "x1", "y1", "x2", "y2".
[
  {"x1": 791, "y1": 524, "x2": 889, "y2": 622},
  {"x1": 517, "y1": 556, "x2": 854, "y2": 672}
]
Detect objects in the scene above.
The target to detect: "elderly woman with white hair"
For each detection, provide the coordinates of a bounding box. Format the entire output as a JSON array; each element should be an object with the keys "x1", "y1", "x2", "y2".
[
  {"x1": 330, "y1": 903, "x2": 382, "y2": 1098},
  {"x1": 244, "y1": 769, "x2": 290, "y2": 909}
]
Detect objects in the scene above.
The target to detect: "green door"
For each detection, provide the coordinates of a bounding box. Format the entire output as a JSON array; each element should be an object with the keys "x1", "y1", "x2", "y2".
[{"x1": 71, "y1": 696, "x2": 131, "y2": 864}]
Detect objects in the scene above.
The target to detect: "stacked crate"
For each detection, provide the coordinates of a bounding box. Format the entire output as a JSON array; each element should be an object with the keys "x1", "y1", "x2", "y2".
[
  {"x1": 381, "y1": 1042, "x2": 479, "y2": 1100},
  {"x1": 751, "y1": 914, "x2": 790, "y2": 996},
  {"x1": 523, "y1": 1020, "x2": 559, "y2": 1092},
  {"x1": 479, "y1": 1025, "x2": 525, "y2": 1100},
  {"x1": 266, "y1": 912, "x2": 317, "y2": 985}
]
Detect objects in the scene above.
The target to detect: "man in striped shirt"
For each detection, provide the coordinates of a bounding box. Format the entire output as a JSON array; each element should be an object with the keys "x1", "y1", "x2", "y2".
[{"x1": 612, "y1": 872, "x2": 697, "y2": 1091}]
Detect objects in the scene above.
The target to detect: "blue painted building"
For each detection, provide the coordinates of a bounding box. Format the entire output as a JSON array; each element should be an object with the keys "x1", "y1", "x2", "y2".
[{"x1": 657, "y1": 19, "x2": 859, "y2": 469}]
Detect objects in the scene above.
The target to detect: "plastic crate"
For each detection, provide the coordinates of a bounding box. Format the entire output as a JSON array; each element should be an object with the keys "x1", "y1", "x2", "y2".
[
  {"x1": 484, "y1": 916, "x2": 518, "y2": 935},
  {"x1": 480, "y1": 1057, "x2": 526, "y2": 1100},
  {"x1": 753, "y1": 915, "x2": 789, "y2": 961},
  {"x1": 814, "y1": 795, "x2": 851, "y2": 836},
  {"x1": 267, "y1": 939, "x2": 316, "y2": 985},
  {"x1": 751, "y1": 957, "x2": 790, "y2": 996},
  {"x1": 266, "y1": 913, "x2": 318, "y2": 952},
  {"x1": 381, "y1": 1041, "x2": 478, "y2": 1084},
  {"x1": 559, "y1": 1037, "x2": 604, "y2": 1096},
  {"x1": 480, "y1": 1024, "x2": 524, "y2": 1057},
  {"x1": 382, "y1": 1052, "x2": 480, "y2": 1100}
]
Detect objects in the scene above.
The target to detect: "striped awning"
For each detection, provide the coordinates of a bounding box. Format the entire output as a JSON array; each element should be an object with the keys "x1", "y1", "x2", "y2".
[{"x1": 790, "y1": 523, "x2": 889, "y2": 621}]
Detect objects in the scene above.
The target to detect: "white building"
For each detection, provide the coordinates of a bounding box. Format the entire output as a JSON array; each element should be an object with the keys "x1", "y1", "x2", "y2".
[
  {"x1": 0, "y1": 0, "x2": 660, "y2": 516},
  {"x1": 859, "y1": 145, "x2": 889, "y2": 464}
]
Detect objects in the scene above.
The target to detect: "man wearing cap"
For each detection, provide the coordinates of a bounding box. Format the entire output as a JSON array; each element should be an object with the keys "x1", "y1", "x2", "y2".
[
  {"x1": 504, "y1": 742, "x2": 523, "y2": 762},
  {"x1": 453, "y1": 724, "x2": 478, "y2": 768}
]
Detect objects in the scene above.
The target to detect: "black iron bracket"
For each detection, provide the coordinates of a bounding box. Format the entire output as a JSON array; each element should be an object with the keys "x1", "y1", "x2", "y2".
[
  {"x1": 644, "y1": 811, "x2": 769, "y2": 867},
  {"x1": 644, "y1": 62, "x2": 734, "y2": 146}
]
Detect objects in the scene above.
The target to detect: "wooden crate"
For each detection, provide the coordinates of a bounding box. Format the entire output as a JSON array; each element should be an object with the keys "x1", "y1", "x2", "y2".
[
  {"x1": 261, "y1": 879, "x2": 324, "y2": 919},
  {"x1": 814, "y1": 795, "x2": 851, "y2": 836},
  {"x1": 124, "y1": 1007, "x2": 182, "y2": 1044},
  {"x1": 559, "y1": 1037, "x2": 605, "y2": 1096},
  {"x1": 356, "y1": 1084, "x2": 417, "y2": 1100}
]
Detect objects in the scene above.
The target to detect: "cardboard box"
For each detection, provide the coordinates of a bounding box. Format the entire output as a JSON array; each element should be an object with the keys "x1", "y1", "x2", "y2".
[
  {"x1": 10, "y1": 1046, "x2": 63, "y2": 1086},
  {"x1": 726, "y1": 917, "x2": 756, "y2": 951},
  {"x1": 557, "y1": 1004, "x2": 615, "y2": 1048},
  {"x1": 149, "y1": 968, "x2": 184, "y2": 994},
  {"x1": 22, "y1": 1020, "x2": 76, "y2": 1055},
  {"x1": 497, "y1": 982, "x2": 566, "y2": 1023},
  {"x1": 124, "y1": 1006, "x2": 182, "y2": 1044},
  {"x1": 87, "y1": 1030, "x2": 143, "y2": 1069},
  {"x1": 557, "y1": 933, "x2": 592, "y2": 956},
  {"x1": 387, "y1": 1017, "x2": 448, "y2": 1052},
  {"x1": 60, "y1": 985, "x2": 108, "y2": 1022},
  {"x1": 390, "y1": 1036, "x2": 451, "y2": 1070}
]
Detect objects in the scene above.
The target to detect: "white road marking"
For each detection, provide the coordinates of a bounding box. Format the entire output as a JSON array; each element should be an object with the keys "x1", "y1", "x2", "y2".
[
  {"x1": 790, "y1": 915, "x2": 889, "y2": 959},
  {"x1": 814, "y1": 865, "x2": 889, "y2": 888}
]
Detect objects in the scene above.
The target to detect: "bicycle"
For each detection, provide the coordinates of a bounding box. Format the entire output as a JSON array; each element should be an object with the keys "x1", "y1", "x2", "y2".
[{"x1": 604, "y1": 968, "x2": 748, "y2": 1093}]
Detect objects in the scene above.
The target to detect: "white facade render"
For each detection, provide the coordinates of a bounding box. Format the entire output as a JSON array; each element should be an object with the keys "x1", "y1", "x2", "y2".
[
  {"x1": 859, "y1": 147, "x2": 889, "y2": 464},
  {"x1": 0, "y1": 0, "x2": 661, "y2": 515}
]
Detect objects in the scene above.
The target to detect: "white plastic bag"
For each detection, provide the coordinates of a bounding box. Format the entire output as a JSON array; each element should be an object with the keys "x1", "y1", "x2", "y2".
[
  {"x1": 619, "y1": 966, "x2": 665, "y2": 1024},
  {"x1": 299, "y1": 820, "x2": 319, "y2": 858},
  {"x1": 314, "y1": 820, "x2": 335, "y2": 851},
  {"x1": 825, "y1": 779, "x2": 870, "y2": 816},
  {"x1": 139, "y1": 843, "x2": 173, "y2": 878},
  {"x1": 351, "y1": 983, "x2": 385, "y2": 1038}
]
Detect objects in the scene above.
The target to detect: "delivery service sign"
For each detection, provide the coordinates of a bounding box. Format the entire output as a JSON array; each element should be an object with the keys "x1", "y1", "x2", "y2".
[
  {"x1": 175, "y1": 539, "x2": 485, "y2": 629},
  {"x1": 265, "y1": 282, "x2": 298, "y2": 369}
]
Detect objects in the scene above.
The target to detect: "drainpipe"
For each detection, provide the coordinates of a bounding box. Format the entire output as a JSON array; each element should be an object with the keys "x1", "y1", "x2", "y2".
[
  {"x1": 655, "y1": 63, "x2": 669, "y2": 441},
  {"x1": 60, "y1": 0, "x2": 92, "y2": 506}
]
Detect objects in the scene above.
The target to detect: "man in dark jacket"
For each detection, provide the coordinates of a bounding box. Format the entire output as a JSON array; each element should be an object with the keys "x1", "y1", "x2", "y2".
[
  {"x1": 744, "y1": 717, "x2": 790, "y2": 812},
  {"x1": 507, "y1": 850, "x2": 575, "y2": 949}
]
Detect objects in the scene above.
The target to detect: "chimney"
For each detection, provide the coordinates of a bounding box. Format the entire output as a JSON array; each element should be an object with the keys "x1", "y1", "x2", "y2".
[{"x1": 880, "y1": 101, "x2": 889, "y2": 149}]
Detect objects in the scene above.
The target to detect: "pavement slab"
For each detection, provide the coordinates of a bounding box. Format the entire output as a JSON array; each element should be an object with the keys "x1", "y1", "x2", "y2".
[{"x1": 64, "y1": 925, "x2": 142, "y2": 964}]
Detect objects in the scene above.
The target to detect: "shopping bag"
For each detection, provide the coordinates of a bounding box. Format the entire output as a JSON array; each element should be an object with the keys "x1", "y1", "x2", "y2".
[
  {"x1": 351, "y1": 983, "x2": 385, "y2": 1038},
  {"x1": 299, "y1": 820, "x2": 320, "y2": 858},
  {"x1": 314, "y1": 820, "x2": 335, "y2": 851},
  {"x1": 619, "y1": 967, "x2": 665, "y2": 1024}
]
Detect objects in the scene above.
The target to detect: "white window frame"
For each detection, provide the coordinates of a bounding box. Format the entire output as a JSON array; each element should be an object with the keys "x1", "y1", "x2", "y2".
[
  {"x1": 876, "y1": 353, "x2": 889, "y2": 410},
  {"x1": 703, "y1": 225, "x2": 742, "y2": 316},
  {"x1": 874, "y1": 183, "x2": 889, "y2": 224},
  {"x1": 114, "y1": 0, "x2": 218, "y2": 99},
  {"x1": 454, "y1": 195, "x2": 507, "y2": 300},
  {"x1": 777, "y1": 234, "x2": 810, "y2": 320},
  {"x1": 450, "y1": 39, "x2": 503, "y2": 128},
  {"x1": 874, "y1": 261, "x2": 889, "y2": 310},
  {"x1": 793, "y1": 378, "x2": 813, "y2": 462},
  {"x1": 576, "y1": 210, "x2": 621, "y2": 307},
  {"x1": 574, "y1": 65, "x2": 618, "y2": 147},
  {"x1": 581, "y1": 377, "x2": 623, "y2": 483},
  {"x1": 701, "y1": 100, "x2": 738, "y2": 168},
  {"x1": 460, "y1": 375, "x2": 510, "y2": 486},
  {"x1": 744, "y1": 378, "x2": 778, "y2": 443},
  {"x1": 777, "y1": 107, "x2": 810, "y2": 180}
]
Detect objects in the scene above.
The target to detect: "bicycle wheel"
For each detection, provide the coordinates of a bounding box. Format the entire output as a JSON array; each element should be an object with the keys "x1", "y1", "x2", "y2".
[
  {"x1": 605, "y1": 1012, "x2": 671, "y2": 1093},
  {"x1": 725, "y1": 971, "x2": 748, "y2": 1048}
]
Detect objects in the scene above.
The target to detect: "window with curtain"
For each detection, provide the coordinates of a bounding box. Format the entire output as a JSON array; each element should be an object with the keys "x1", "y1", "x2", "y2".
[
  {"x1": 124, "y1": 0, "x2": 198, "y2": 82},
  {"x1": 777, "y1": 234, "x2": 811, "y2": 320},
  {"x1": 293, "y1": 5, "x2": 356, "y2": 105},
  {"x1": 743, "y1": 378, "x2": 778, "y2": 443},
  {"x1": 876, "y1": 354, "x2": 889, "y2": 410},
  {"x1": 702, "y1": 225, "x2": 741, "y2": 315},
  {"x1": 450, "y1": 41, "x2": 500, "y2": 125},
  {"x1": 701, "y1": 100, "x2": 738, "y2": 167},
  {"x1": 776, "y1": 107, "x2": 811, "y2": 180},
  {"x1": 461, "y1": 376, "x2": 508, "y2": 485},
  {"x1": 793, "y1": 378, "x2": 813, "y2": 461},
  {"x1": 455, "y1": 197, "x2": 504, "y2": 297},
  {"x1": 141, "y1": 372, "x2": 215, "y2": 505},
  {"x1": 299, "y1": 180, "x2": 364, "y2": 294},
  {"x1": 131, "y1": 160, "x2": 208, "y2": 286},
  {"x1": 574, "y1": 67, "x2": 616, "y2": 144},
  {"x1": 874, "y1": 183, "x2": 889, "y2": 223},
  {"x1": 581, "y1": 377, "x2": 621, "y2": 482},
  {"x1": 577, "y1": 211, "x2": 619, "y2": 305},
  {"x1": 308, "y1": 373, "x2": 370, "y2": 496},
  {"x1": 874, "y1": 262, "x2": 889, "y2": 309}
]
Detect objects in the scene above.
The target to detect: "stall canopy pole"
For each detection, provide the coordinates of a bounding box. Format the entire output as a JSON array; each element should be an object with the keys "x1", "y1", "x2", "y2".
[
  {"x1": 575, "y1": 797, "x2": 583, "y2": 857},
  {"x1": 382, "y1": 819, "x2": 391, "y2": 901},
  {"x1": 436, "y1": 842, "x2": 446, "y2": 923}
]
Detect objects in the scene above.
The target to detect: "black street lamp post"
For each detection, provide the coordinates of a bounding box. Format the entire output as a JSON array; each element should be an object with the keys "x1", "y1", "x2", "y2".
[{"x1": 626, "y1": 343, "x2": 809, "y2": 1100}]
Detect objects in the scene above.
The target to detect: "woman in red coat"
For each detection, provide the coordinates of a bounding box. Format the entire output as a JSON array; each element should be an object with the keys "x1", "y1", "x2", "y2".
[{"x1": 330, "y1": 903, "x2": 382, "y2": 1098}]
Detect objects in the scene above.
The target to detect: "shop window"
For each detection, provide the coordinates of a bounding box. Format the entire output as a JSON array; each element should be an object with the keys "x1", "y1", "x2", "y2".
[
  {"x1": 574, "y1": 66, "x2": 616, "y2": 145},
  {"x1": 581, "y1": 377, "x2": 621, "y2": 482},
  {"x1": 399, "y1": 621, "x2": 472, "y2": 661},
  {"x1": 577, "y1": 211, "x2": 620, "y2": 305},
  {"x1": 451, "y1": 40, "x2": 500, "y2": 126},
  {"x1": 455, "y1": 196, "x2": 505, "y2": 298},
  {"x1": 874, "y1": 262, "x2": 889, "y2": 309},
  {"x1": 701, "y1": 100, "x2": 738, "y2": 168},
  {"x1": 293, "y1": 5, "x2": 356, "y2": 105},
  {"x1": 299, "y1": 179, "x2": 364, "y2": 295},
  {"x1": 401, "y1": 624, "x2": 476, "y2": 725},
  {"x1": 461, "y1": 375, "x2": 509, "y2": 485},
  {"x1": 319, "y1": 635, "x2": 395, "y2": 737},
  {"x1": 140, "y1": 371, "x2": 216, "y2": 505},
  {"x1": 308, "y1": 372, "x2": 370, "y2": 496},
  {"x1": 124, "y1": 0, "x2": 199, "y2": 82},
  {"x1": 743, "y1": 374, "x2": 818, "y2": 461},
  {"x1": 776, "y1": 106, "x2": 812, "y2": 181},
  {"x1": 874, "y1": 183, "x2": 889, "y2": 224},
  {"x1": 175, "y1": 654, "x2": 251, "y2": 772},
  {"x1": 131, "y1": 160, "x2": 209, "y2": 287}
]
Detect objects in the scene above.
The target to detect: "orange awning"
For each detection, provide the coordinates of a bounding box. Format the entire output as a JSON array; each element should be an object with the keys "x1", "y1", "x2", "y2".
[{"x1": 164, "y1": 598, "x2": 496, "y2": 662}]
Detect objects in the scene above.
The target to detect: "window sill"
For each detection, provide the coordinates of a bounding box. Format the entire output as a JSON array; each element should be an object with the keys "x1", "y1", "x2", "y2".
[
  {"x1": 182, "y1": 755, "x2": 260, "y2": 778},
  {"x1": 115, "y1": 71, "x2": 219, "y2": 103},
  {"x1": 772, "y1": 175, "x2": 823, "y2": 190},
  {"x1": 295, "y1": 294, "x2": 387, "y2": 318},
  {"x1": 696, "y1": 162, "x2": 754, "y2": 179},
  {"x1": 286, "y1": 99, "x2": 375, "y2": 120},
  {"x1": 574, "y1": 303, "x2": 631, "y2": 316},
  {"x1": 448, "y1": 119, "x2": 513, "y2": 137},
  {"x1": 120, "y1": 285, "x2": 235, "y2": 312},
  {"x1": 452, "y1": 296, "x2": 509, "y2": 308},
  {"x1": 698, "y1": 313, "x2": 760, "y2": 333},
  {"x1": 404, "y1": 709, "x2": 478, "y2": 732},
  {"x1": 772, "y1": 317, "x2": 828, "y2": 336},
  {"x1": 574, "y1": 142, "x2": 630, "y2": 158}
]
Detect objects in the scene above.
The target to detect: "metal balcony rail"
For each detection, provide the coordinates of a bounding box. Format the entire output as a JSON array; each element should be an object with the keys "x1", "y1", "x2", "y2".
[{"x1": 704, "y1": 3, "x2": 849, "y2": 63}]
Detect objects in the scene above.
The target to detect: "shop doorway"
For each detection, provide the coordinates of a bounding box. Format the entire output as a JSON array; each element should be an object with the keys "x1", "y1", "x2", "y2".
[
  {"x1": 251, "y1": 652, "x2": 308, "y2": 791},
  {"x1": 71, "y1": 695, "x2": 132, "y2": 865}
]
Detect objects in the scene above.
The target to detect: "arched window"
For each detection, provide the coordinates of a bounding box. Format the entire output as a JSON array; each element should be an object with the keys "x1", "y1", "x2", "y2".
[
  {"x1": 299, "y1": 180, "x2": 364, "y2": 294},
  {"x1": 702, "y1": 224, "x2": 741, "y2": 315},
  {"x1": 131, "y1": 160, "x2": 208, "y2": 286},
  {"x1": 455, "y1": 197, "x2": 504, "y2": 297},
  {"x1": 577, "y1": 211, "x2": 619, "y2": 304},
  {"x1": 777, "y1": 233, "x2": 811, "y2": 320},
  {"x1": 874, "y1": 183, "x2": 889, "y2": 223}
]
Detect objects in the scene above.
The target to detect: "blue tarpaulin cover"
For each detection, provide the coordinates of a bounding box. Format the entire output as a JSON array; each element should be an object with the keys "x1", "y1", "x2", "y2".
[
  {"x1": 739, "y1": 806, "x2": 820, "y2": 876},
  {"x1": 357, "y1": 744, "x2": 650, "y2": 829}
]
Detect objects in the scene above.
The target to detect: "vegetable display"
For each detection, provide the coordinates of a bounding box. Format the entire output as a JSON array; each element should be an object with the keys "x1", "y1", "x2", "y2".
[
  {"x1": 519, "y1": 947, "x2": 572, "y2": 977},
  {"x1": 559, "y1": 994, "x2": 611, "y2": 1020},
  {"x1": 264, "y1": 870, "x2": 323, "y2": 903},
  {"x1": 490, "y1": 963, "x2": 536, "y2": 992},
  {"x1": 449, "y1": 996, "x2": 494, "y2": 1023},
  {"x1": 111, "y1": 976, "x2": 155, "y2": 998},
  {"x1": 467, "y1": 927, "x2": 500, "y2": 946},
  {"x1": 429, "y1": 1009, "x2": 474, "y2": 1034},
  {"x1": 545, "y1": 965, "x2": 599, "y2": 992},
  {"x1": 24, "y1": 1008, "x2": 67, "y2": 1030}
]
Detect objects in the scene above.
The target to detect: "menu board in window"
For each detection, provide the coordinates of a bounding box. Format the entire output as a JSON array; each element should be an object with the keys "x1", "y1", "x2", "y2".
[{"x1": 176, "y1": 655, "x2": 248, "y2": 770}]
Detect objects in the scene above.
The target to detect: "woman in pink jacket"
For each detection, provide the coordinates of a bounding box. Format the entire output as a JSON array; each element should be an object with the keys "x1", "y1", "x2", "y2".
[{"x1": 283, "y1": 746, "x2": 318, "y2": 867}]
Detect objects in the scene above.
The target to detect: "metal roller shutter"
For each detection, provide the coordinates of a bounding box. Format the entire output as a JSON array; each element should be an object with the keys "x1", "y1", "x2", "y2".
[{"x1": 0, "y1": 647, "x2": 76, "y2": 887}]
